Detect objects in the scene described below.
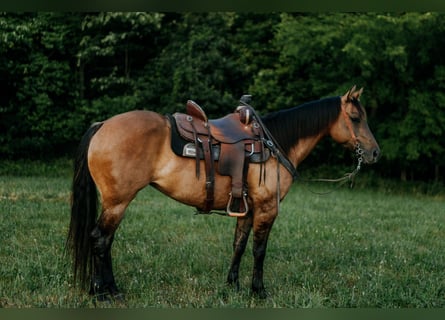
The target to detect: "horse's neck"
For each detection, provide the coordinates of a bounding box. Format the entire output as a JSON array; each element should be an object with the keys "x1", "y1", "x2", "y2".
[{"x1": 288, "y1": 133, "x2": 325, "y2": 167}]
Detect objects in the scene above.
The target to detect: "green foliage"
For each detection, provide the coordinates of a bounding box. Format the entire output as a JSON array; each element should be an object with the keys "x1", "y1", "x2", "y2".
[
  {"x1": 139, "y1": 13, "x2": 247, "y2": 116},
  {"x1": 0, "y1": 13, "x2": 83, "y2": 158},
  {"x1": 251, "y1": 13, "x2": 445, "y2": 181},
  {"x1": 1, "y1": 13, "x2": 444, "y2": 182}
]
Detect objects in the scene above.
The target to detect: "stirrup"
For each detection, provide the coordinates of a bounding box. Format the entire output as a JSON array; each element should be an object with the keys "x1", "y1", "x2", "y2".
[{"x1": 227, "y1": 192, "x2": 249, "y2": 217}]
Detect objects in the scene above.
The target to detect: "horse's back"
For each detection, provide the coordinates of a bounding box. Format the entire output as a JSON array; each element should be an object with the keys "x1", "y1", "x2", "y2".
[
  {"x1": 87, "y1": 110, "x2": 170, "y2": 203},
  {"x1": 99, "y1": 110, "x2": 167, "y2": 135},
  {"x1": 89, "y1": 110, "x2": 168, "y2": 154}
]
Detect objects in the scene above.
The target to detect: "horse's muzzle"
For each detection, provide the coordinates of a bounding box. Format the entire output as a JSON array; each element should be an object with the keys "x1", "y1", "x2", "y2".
[{"x1": 364, "y1": 146, "x2": 381, "y2": 164}]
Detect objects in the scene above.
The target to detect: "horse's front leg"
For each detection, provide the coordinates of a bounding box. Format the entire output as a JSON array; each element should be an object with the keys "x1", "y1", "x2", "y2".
[
  {"x1": 227, "y1": 212, "x2": 253, "y2": 290},
  {"x1": 251, "y1": 211, "x2": 277, "y2": 298}
]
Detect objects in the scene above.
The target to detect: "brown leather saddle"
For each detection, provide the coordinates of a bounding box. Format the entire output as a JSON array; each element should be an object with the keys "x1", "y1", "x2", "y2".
[{"x1": 172, "y1": 100, "x2": 270, "y2": 217}]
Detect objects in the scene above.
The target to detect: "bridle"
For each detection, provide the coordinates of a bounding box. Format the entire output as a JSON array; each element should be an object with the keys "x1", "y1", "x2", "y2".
[
  {"x1": 301, "y1": 100, "x2": 364, "y2": 193},
  {"x1": 342, "y1": 98, "x2": 366, "y2": 177},
  {"x1": 341, "y1": 99, "x2": 364, "y2": 179},
  {"x1": 341, "y1": 102, "x2": 359, "y2": 145}
]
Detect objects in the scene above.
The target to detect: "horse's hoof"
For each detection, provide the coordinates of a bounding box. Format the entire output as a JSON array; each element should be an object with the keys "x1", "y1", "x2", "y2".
[
  {"x1": 92, "y1": 292, "x2": 125, "y2": 306},
  {"x1": 112, "y1": 292, "x2": 125, "y2": 302},
  {"x1": 258, "y1": 290, "x2": 269, "y2": 299},
  {"x1": 252, "y1": 288, "x2": 269, "y2": 299},
  {"x1": 93, "y1": 293, "x2": 112, "y2": 304},
  {"x1": 227, "y1": 279, "x2": 240, "y2": 291}
]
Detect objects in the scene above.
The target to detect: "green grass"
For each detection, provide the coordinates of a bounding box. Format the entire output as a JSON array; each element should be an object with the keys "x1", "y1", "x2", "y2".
[{"x1": 0, "y1": 162, "x2": 444, "y2": 307}]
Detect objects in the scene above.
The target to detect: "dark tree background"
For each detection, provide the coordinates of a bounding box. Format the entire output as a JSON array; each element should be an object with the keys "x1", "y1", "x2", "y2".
[{"x1": 1, "y1": 12, "x2": 444, "y2": 182}]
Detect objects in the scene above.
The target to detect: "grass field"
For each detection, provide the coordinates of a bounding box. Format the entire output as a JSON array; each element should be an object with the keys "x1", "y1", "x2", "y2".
[{"x1": 0, "y1": 160, "x2": 444, "y2": 307}]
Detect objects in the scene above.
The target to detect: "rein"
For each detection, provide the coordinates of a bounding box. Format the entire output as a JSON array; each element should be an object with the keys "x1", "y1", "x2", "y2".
[{"x1": 301, "y1": 142, "x2": 364, "y2": 194}]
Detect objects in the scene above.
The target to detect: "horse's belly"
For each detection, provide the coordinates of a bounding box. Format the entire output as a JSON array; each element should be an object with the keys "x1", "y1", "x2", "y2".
[{"x1": 150, "y1": 158, "x2": 233, "y2": 210}]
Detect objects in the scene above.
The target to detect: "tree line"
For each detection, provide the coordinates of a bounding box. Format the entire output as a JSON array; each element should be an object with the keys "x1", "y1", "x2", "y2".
[{"x1": 1, "y1": 12, "x2": 444, "y2": 182}]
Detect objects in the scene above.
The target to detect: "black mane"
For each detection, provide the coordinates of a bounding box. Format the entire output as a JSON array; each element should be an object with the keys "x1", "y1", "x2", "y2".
[{"x1": 261, "y1": 96, "x2": 342, "y2": 154}]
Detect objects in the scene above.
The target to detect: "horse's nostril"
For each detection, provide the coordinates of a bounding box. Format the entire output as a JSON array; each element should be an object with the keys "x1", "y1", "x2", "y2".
[{"x1": 373, "y1": 148, "x2": 380, "y2": 161}]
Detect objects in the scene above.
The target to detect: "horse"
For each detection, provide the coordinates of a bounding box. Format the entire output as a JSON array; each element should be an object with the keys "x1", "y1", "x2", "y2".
[{"x1": 67, "y1": 86, "x2": 380, "y2": 301}]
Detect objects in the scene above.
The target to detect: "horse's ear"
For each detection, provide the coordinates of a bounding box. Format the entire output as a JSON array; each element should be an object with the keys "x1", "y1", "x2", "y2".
[
  {"x1": 341, "y1": 85, "x2": 356, "y2": 103},
  {"x1": 353, "y1": 87, "x2": 364, "y2": 100}
]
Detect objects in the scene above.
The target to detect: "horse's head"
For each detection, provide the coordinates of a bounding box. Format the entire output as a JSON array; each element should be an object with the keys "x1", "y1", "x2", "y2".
[{"x1": 330, "y1": 86, "x2": 380, "y2": 164}]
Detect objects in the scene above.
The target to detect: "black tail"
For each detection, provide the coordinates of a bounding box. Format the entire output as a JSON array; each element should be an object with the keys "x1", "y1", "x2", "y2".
[{"x1": 66, "y1": 122, "x2": 103, "y2": 289}]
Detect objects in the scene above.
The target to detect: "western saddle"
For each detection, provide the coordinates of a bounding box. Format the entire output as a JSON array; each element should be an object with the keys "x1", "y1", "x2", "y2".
[{"x1": 172, "y1": 98, "x2": 270, "y2": 217}]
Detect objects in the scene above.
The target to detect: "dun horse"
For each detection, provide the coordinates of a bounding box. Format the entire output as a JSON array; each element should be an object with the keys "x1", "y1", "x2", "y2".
[{"x1": 67, "y1": 86, "x2": 380, "y2": 300}]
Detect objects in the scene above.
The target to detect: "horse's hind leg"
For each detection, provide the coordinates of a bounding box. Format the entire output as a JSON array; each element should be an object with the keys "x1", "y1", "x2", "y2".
[
  {"x1": 227, "y1": 212, "x2": 253, "y2": 290},
  {"x1": 90, "y1": 203, "x2": 129, "y2": 302}
]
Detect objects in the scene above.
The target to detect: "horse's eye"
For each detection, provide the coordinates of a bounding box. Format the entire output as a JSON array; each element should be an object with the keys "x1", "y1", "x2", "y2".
[{"x1": 350, "y1": 117, "x2": 361, "y2": 124}]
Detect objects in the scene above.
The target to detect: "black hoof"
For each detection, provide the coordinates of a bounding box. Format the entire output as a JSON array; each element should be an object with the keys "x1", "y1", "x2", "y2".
[
  {"x1": 92, "y1": 292, "x2": 112, "y2": 305},
  {"x1": 92, "y1": 291, "x2": 125, "y2": 305},
  {"x1": 112, "y1": 292, "x2": 125, "y2": 302},
  {"x1": 252, "y1": 288, "x2": 269, "y2": 299},
  {"x1": 90, "y1": 281, "x2": 125, "y2": 304},
  {"x1": 227, "y1": 279, "x2": 240, "y2": 291}
]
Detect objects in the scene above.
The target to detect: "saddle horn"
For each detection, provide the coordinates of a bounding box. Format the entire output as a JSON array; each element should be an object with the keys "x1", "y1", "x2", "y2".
[{"x1": 240, "y1": 95, "x2": 252, "y2": 105}]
